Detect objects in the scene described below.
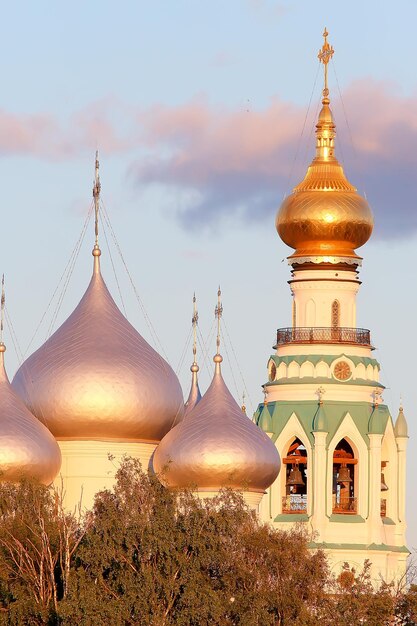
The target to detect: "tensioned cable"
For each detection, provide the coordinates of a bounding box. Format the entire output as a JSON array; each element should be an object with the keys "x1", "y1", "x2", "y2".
[
  {"x1": 331, "y1": 60, "x2": 367, "y2": 195},
  {"x1": 100, "y1": 202, "x2": 170, "y2": 364},
  {"x1": 301, "y1": 94, "x2": 322, "y2": 174},
  {"x1": 175, "y1": 325, "x2": 193, "y2": 376},
  {"x1": 101, "y1": 216, "x2": 128, "y2": 318},
  {"x1": 197, "y1": 319, "x2": 216, "y2": 378},
  {"x1": 222, "y1": 316, "x2": 254, "y2": 415},
  {"x1": 24, "y1": 203, "x2": 94, "y2": 355},
  {"x1": 4, "y1": 308, "x2": 24, "y2": 365},
  {"x1": 284, "y1": 61, "x2": 321, "y2": 197},
  {"x1": 220, "y1": 327, "x2": 242, "y2": 405},
  {"x1": 46, "y1": 205, "x2": 93, "y2": 339}
]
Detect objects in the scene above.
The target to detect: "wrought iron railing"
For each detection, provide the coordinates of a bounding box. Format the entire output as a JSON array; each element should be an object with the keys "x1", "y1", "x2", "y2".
[
  {"x1": 332, "y1": 496, "x2": 357, "y2": 515},
  {"x1": 380, "y1": 499, "x2": 387, "y2": 518},
  {"x1": 282, "y1": 495, "x2": 307, "y2": 514},
  {"x1": 275, "y1": 327, "x2": 371, "y2": 348}
]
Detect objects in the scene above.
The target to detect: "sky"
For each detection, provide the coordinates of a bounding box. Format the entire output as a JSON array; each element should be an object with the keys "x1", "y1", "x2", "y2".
[{"x1": 1, "y1": 0, "x2": 417, "y2": 556}]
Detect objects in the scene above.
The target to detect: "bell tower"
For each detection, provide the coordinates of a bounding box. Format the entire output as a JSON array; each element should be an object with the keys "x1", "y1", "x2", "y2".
[{"x1": 256, "y1": 29, "x2": 408, "y2": 582}]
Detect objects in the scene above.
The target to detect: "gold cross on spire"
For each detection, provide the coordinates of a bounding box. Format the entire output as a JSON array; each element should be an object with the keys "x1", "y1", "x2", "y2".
[
  {"x1": 192, "y1": 292, "x2": 198, "y2": 364},
  {"x1": 0, "y1": 274, "x2": 4, "y2": 343},
  {"x1": 215, "y1": 286, "x2": 223, "y2": 356},
  {"x1": 318, "y1": 27, "x2": 334, "y2": 99},
  {"x1": 93, "y1": 150, "x2": 101, "y2": 248}
]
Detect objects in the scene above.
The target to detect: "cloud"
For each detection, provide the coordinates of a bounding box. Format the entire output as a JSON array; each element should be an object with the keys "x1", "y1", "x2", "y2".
[
  {"x1": 0, "y1": 80, "x2": 416, "y2": 239},
  {"x1": 0, "y1": 98, "x2": 135, "y2": 159},
  {"x1": 131, "y1": 81, "x2": 417, "y2": 239}
]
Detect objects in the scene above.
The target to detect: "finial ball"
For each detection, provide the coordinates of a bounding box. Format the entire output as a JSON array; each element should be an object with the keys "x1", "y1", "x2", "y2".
[
  {"x1": 191, "y1": 363, "x2": 199, "y2": 373},
  {"x1": 214, "y1": 354, "x2": 223, "y2": 364},
  {"x1": 92, "y1": 245, "x2": 101, "y2": 257},
  {"x1": 0, "y1": 343, "x2": 6, "y2": 353}
]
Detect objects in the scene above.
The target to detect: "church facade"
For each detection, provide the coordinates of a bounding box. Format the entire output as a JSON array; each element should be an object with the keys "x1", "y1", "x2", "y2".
[
  {"x1": 255, "y1": 30, "x2": 408, "y2": 581},
  {"x1": 0, "y1": 31, "x2": 407, "y2": 584}
]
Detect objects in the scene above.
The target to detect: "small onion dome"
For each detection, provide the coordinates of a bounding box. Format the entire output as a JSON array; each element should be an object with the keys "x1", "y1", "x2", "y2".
[
  {"x1": 394, "y1": 406, "x2": 408, "y2": 438},
  {"x1": 0, "y1": 343, "x2": 61, "y2": 484},
  {"x1": 184, "y1": 362, "x2": 202, "y2": 419},
  {"x1": 12, "y1": 254, "x2": 184, "y2": 441},
  {"x1": 276, "y1": 52, "x2": 373, "y2": 261},
  {"x1": 154, "y1": 355, "x2": 280, "y2": 493}
]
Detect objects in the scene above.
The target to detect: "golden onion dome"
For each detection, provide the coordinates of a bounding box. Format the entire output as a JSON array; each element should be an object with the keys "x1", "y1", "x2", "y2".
[
  {"x1": 154, "y1": 290, "x2": 280, "y2": 492},
  {"x1": 154, "y1": 357, "x2": 280, "y2": 492},
  {"x1": 0, "y1": 343, "x2": 61, "y2": 484},
  {"x1": 12, "y1": 155, "x2": 184, "y2": 441},
  {"x1": 276, "y1": 30, "x2": 373, "y2": 261},
  {"x1": 13, "y1": 255, "x2": 184, "y2": 440}
]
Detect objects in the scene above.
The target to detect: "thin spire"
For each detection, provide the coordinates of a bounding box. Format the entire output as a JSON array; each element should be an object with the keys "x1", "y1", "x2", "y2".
[
  {"x1": 184, "y1": 293, "x2": 202, "y2": 416},
  {"x1": 214, "y1": 286, "x2": 223, "y2": 374},
  {"x1": 315, "y1": 28, "x2": 336, "y2": 161},
  {"x1": 241, "y1": 391, "x2": 246, "y2": 414},
  {"x1": 317, "y1": 27, "x2": 334, "y2": 102},
  {"x1": 192, "y1": 292, "x2": 198, "y2": 368},
  {"x1": 0, "y1": 275, "x2": 6, "y2": 362},
  {"x1": 92, "y1": 150, "x2": 102, "y2": 273},
  {"x1": 0, "y1": 274, "x2": 4, "y2": 344}
]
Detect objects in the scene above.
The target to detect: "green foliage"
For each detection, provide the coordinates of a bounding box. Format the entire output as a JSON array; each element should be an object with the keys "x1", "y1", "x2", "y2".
[{"x1": 0, "y1": 459, "x2": 414, "y2": 625}]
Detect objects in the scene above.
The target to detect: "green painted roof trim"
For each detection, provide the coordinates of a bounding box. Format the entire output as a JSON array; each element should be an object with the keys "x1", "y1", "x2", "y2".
[
  {"x1": 329, "y1": 514, "x2": 366, "y2": 523},
  {"x1": 368, "y1": 405, "x2": 391, "y2": 434},
  {"x1": 309, "y1": 542, "x2": 409, "y2": 554},
  {"x1": 269, "y1": 353, "x2": 380, "y2": 369},
  {"x1": 274, "y1": 513, "x2": 309, "y2": 522},
  {"x1": 265, "y1": 378, "x2": 385, "y2": 389},
  {"x1": 258, "y1": 404, "x2": 273, "y2": 432},
  {"x1": 255, "y1": 399, "x2": 392, "y2": 445},
  {"x1": 312, "y1": 404, "x2": 328, "y2": 432}
]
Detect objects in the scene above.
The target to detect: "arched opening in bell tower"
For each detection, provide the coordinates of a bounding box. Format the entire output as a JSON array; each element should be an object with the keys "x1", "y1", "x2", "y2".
[
  {"x1": 282, "y1": 437, "x2": 308, "y2": 514},
  {"x1": 332, "y1": 439, "x2": 357, "y2": 514}
]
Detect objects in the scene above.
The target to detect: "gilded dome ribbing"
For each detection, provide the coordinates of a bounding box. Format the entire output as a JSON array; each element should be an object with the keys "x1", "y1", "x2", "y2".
[
  {"x1": 0, "y1": 344, "x2": 61, "y2": 484},
  {"x1": 276, "y1": 29, "x2": 373, "y2": 261}
]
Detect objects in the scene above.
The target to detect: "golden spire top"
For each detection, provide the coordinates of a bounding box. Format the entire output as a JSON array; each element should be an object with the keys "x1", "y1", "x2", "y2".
[
  {"x1": 214, "y1": 286, "x2": 223, "y2": 374},
  {"x1": 0, "y1": 274, "x2": 5, "y2": 356},
  {"x1": 191, "y1": 292, "x2": 199, "y2": 371},
  {"x1": 314, "y1": 28, "x2": 336, "y2": 161},
  {"x1": 241, "y1": 391, "x2": 246, "y2": 414},
  {"x1": 92, "y1": 150, "x2": 102, "y2": 273},
  {"x1": 318, "y1": 27, "x2": 334, "y2": 102}
]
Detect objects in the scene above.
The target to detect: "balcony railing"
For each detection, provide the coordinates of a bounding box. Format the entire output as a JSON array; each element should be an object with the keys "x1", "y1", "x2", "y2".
[
  {"x1": 332, "y1": 496, "x2": 357, "y2": 515},
  {"x1": 380, "y1": 499, "x2": 387, "y2": 518},
  {"x1": 282, "y1": 495, "x2": 307, "y2": 514},
  {"x1": 275, "y1": 327, "x2": 372, "y2": 348}
]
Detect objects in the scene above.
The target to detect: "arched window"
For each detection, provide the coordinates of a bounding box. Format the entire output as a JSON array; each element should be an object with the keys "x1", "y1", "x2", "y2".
[
  {"x1": 332, "y1": 439, "x2": 357, "y2": 514},
  {"x1": 332, "y1": 299, "x2": 340, "y2": 328},
  {"x1": 282, "y1": 438, "x2": 308, "y2": 514}
]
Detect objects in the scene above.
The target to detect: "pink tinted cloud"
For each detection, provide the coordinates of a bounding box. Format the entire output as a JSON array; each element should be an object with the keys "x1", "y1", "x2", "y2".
[
  {"x1": 132, "y1": 81, "x2": 417, "y2": 237},
  {"x1": 0, "y1": 80, "x2": 416, "y2": 238},
  {"x1": 0, "y1": 100, "x2": 135, "y2": 159}
]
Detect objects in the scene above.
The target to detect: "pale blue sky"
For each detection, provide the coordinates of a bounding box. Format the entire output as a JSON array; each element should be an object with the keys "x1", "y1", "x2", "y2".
[{"x1": 1, "y1": 1, "x2": 417, "y2": 554}]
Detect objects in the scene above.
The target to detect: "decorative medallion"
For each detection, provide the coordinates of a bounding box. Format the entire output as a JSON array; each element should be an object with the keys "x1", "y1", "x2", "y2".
[
  {"x1": 333, "y1": 360, "x2": 352, "y2": 381},
  {"x1": 269, "y1": 362, "x2": 277, "y2": 382}
]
